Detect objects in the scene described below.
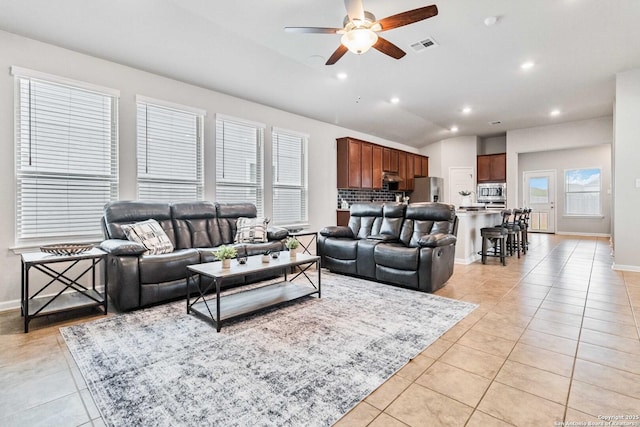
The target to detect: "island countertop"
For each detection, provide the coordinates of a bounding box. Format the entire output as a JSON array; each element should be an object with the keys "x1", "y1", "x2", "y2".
[{"x1": 454, "y1": 210, "x2": 502, "y2": 264}]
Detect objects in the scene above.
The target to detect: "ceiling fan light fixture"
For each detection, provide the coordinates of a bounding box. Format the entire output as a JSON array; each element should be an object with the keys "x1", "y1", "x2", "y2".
[{"x1": 341, "y1": 28, "x2": 378, "y2": 54}]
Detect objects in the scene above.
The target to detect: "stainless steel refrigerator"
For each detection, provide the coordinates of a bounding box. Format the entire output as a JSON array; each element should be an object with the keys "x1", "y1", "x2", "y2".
[{"x1": 411, "y1": 177, "x2": 444, "y2": 203}]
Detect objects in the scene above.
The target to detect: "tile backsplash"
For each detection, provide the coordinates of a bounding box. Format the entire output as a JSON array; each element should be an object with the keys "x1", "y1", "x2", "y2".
[{"x1": 337, "y1": 183, "x2": 401, "y2": 209}]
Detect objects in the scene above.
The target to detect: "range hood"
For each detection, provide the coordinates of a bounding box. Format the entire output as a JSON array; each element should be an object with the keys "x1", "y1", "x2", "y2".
[{"x1": 382, "y1": 172, "x2": 403, "y2": 183}]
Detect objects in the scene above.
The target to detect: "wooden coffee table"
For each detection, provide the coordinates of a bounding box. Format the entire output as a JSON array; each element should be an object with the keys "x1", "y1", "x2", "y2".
[{"x1": 186, "y1": 253, "x2": 321, "y2": 331}]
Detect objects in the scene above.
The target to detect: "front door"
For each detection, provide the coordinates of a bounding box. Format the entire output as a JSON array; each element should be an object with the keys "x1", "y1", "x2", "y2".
[{"x1": 523, "y1": 170, "x2": 556, "y2": 233}]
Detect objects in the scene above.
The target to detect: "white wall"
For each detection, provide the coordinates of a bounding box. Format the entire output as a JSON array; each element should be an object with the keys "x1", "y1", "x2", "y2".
[
  {"x1": 478, "y1": 135, "x2": 506, "y2": 155},
  {"x1": 613, "y1": 69, "x2": 640, "y2": 271},
  {"x1": 518, "y1": 145, "x2": 611, "y2": 235},
  {"x1": 421, "y1": 136, "x2": 478, "y2": 203},
  {"x1": 0, "y1": 30, "x2": 418, "y2": 309},
  {"x1": 506, "y1": 117, "x2": 613, "y2": 210}
]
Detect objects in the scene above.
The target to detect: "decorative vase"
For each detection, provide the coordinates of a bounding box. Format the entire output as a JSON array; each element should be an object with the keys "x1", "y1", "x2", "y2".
[
  {"x1": 289, "y1": 250, "x2": 297, "y2": 259},
  {"x1": 221, "y1": 259, "x2": 231, "y2": 269},
  {"x1": 261, "y1": 255, "x2": 270, "y2": 263}
]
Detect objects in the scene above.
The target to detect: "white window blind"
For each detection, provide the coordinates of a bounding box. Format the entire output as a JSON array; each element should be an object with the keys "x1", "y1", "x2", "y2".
[
  {"x1": 565, "y1": 168, "x2": 601, "y2": 216},
  {"x1": 136, "y1": 98, "x2": 204, "y2": 201},
  {"x1": 14, "y1": 70, "x2": 118, "y2": 243},
  {"x1": 272, "y1": 128, "x2": 308, "y2": 225},
  {"x1": 215, "y1": 115, "x2": 264, "y2": 215}
]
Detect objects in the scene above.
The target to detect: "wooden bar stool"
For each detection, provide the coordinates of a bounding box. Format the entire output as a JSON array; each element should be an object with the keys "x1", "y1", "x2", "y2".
[{"x1": 480, "y1": 209, "x2": 511, "y2": 266}]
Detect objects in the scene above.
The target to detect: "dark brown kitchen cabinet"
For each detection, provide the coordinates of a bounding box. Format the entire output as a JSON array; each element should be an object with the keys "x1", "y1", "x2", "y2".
[
  {"x1": 337, "y1": 210, "x2": 350, "y2": 226},
  {"x1": 337, "y1": 138, "x2": 361, "y2": 188},
  {"x1": 383, "y1": 148, "x2": 399, "y2": 173},
  {"x1": 421, "y1": 156, "x2": 429, "y2": 177},
  {"x1": 477, "y1": 153, "x2": 506, "y2": 183},
  {"x1": 398, "y1": 152, "x2": 407, "y2": 191},
  {"x1": 361, "y1": 143, "x2": 373, "y2": 188},
  {"x1": 372, "y1": 145, "x2": 383, "y2": 189},
  {"x1": 406, "y1": 153, "x2": 415, "y2": 191}
]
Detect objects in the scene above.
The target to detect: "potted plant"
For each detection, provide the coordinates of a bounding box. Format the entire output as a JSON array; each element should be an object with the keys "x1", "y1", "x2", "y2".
[
  {"x1": 285, "y1": 237, "x2": 299, "y2": 258},
  {"x1": 261, "y1": 250, "x2": 272, "y2": 263},
  {"x1": 213, "y1": 245, "x2": 238, "y2": 269},
  {"x1": 459, "y1": 190, "x2": 472, "y2": 207}
]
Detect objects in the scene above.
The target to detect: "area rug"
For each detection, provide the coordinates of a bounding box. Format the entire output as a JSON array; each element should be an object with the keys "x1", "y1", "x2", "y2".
[{"x1": 61, "y1": 272, "x2": 476, "y2": 427}]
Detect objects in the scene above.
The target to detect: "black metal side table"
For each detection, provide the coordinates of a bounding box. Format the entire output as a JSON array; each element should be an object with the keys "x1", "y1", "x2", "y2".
[
  {"x1": 21, "y1": 247, "x2": 108, "y2": 332},
  {"x1": 288, "y1": 230, "x2": 318, "y2": 255}
]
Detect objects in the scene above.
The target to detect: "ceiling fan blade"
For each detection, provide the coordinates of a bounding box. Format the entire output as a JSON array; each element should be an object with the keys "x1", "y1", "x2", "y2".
[
  {"x1": 344, "y1": 0, "x2": 365, "y2": 23},
  {"x1": 377, "y1": 5, "x2": 438, "y2": 31},
  {"x1": 372, "y1": 36, "x2": 406, "y2": 60},
  {"x1": 284, "y1": 27, "x2": 342, "y2": 34},
  {"x1": 326, "y1": 45, "x2": 349, "y2": 65}
]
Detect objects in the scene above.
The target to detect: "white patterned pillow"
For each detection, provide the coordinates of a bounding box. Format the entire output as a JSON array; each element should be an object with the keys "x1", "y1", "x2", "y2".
[
  {"x1": 121, "y1": 219, "x2": 174, "y2": 255},
  {"x1": 235, "y1": 217, "x2": 268, "y2": 243}
]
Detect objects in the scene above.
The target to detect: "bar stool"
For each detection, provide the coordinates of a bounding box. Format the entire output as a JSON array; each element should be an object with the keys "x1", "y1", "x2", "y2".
[
  {"x1": 480, "y1": 209, "x2": 511, "y2": 266},
  {"x1": 521, "y1": 208, "x2": 531, "y2": 251},
  {"x1": 506, "y1": 209, "x2": 523, "y2": 258}
]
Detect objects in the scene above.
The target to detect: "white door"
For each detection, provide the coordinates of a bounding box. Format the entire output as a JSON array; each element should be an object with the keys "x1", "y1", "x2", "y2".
[
  {"x1": 523, "y1": 170, "x2": 556, "y2": 233},
  {"x1": 449, "y1": 167, "x2": 474, "y2": 206}
]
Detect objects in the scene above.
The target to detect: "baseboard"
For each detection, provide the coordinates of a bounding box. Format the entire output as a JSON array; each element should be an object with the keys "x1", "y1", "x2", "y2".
[
  {"x1": 0, "y1": 286, "x2": 106, "y2": 313},
  {"x1": 612, "y1": 264, "x2": 640, "y2": 272},
  {"x1": 0, "y1": 299, "x2": 21, "y2": 313},
  {"x1": 555, "y1": 231, "x2": 611, "y2": 238},
  {"x1": 455, "y1": 254, "x2": 480, "y2": 265}
]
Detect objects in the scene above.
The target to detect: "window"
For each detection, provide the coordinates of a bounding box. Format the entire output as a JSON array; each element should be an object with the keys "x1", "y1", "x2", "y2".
[
  {"x1": 13, "y1": 67, "x2": 119, "y2": 244},
  {"x1": 565, "y1": 168, "x2": 601, "y2": 216},
  {"x1": 136, "y1": 97, "x2": 204, "y2": 201},
  {"x1": 272, "y1": 128, "x2": 308, "y2": 225},
  {"x1": 215, "y1": 115, "x2": 264, "y2": 215}
]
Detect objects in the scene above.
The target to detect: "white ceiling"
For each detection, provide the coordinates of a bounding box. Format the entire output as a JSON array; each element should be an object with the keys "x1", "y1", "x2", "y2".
[{"x1": 1, "y1": 0, "x2": 639, "y2": 147}]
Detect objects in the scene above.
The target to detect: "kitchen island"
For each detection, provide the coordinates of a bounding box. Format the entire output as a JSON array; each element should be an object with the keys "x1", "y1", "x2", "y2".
[{"x1": 454, "y1": 209, "x2": 503, "y2": 264}]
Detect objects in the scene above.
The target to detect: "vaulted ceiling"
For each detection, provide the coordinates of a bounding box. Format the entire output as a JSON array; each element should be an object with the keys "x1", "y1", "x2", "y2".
[{"x1": 1, "y1": 0, "x2": 639, "y2": 147}]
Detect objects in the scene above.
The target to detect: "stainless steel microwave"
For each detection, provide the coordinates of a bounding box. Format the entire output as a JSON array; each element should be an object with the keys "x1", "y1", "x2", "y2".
[{"x1": 477, "y1": 183, "x2": 506, "y2": 203}]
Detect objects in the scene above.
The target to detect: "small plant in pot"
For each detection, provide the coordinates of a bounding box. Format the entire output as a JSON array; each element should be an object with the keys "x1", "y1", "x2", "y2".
[
  {"x1": 285, "y1": 237, "x2": 300, "y2": 258},
  {"x1": 213, "y1": 245, "x2": 237, "y2": 269},
  {"x1": 261, "y1": 250, "x2": 272, "y2": 263}
]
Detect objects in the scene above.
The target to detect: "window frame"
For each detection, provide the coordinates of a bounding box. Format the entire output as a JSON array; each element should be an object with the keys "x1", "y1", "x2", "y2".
[
  {"x1": 135, "y1": 95, "x2": 205, "y2": 202},
  {"x1": 271, "y1": 127, "x2": 309, "y2": 227},
  {"x1": 563, "y1": 167, "x2": 602, "y2": 217},
  {"x1": 12, "y1": 66, "x2": 119, "y2": 247}
]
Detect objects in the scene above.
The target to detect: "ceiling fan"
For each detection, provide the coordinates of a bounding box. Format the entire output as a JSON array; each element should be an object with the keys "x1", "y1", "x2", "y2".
[{"x1": 285, "y1": 0, "x2": 438, "y2": 65}]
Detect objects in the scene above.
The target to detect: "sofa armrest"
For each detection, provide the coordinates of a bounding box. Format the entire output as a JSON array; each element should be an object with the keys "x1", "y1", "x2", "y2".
[
  {"x1": 99, "y1": 239, "x2": 146, "y2": 255},
  {"x1": 417, "y1": 233, "x2": 457, "y2": 248},
  {"x1": 320, "y1": 226, "x2": 354, "y2": 238},
  {"x1": 367, "y1": 234, "x2": 399, "y2": 243},
  {"x1": 267, "y1": 226, "x2": 288, "y2": 241}
]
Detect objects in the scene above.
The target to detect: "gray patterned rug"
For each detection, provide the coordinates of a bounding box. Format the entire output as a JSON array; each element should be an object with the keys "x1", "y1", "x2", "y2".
[{"x1": 61, "y1": 272, "x2": 476, "y2": 427}]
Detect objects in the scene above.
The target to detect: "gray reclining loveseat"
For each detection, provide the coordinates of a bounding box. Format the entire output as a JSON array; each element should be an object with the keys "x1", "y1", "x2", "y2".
[
  {"x1": 99, "y1": 200, "x2": 288, "y2": 311},
  {"x1": 317, "y1": 202, "x2": 458, "y2": 292}
]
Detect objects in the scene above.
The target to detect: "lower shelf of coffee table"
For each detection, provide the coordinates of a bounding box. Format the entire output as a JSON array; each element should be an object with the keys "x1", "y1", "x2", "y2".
[{"x1": 189, "y1": 281, "x2": 318, "y2": 324}]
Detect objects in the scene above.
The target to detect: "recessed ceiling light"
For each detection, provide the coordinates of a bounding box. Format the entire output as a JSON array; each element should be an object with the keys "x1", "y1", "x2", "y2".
[
  {"x1": 462, "y1": 106, "x2": 472, "y2": 114},
  {"x1": 521, "y1": 61, "x2": 535, "y2": 70},
  {"x1": 390, "y1": 97, "x2": 400, "y2": 104},
  {"x1": 550, "y1": 109, "x2": 561, "y2": 117},
  {"x1": 336, "y1": 72, "x2": 348, "y2": 80},
  {"x1": 484, "y1": 16, "x2": 498, "y2": 26},
  {"x1": 450, "y1": 126, "x2": 459, "y2": 132}
]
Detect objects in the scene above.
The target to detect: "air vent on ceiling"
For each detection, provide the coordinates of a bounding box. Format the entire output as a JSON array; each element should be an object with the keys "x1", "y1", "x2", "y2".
[{"x1": 410, "y1": 37, "x2": 438, "y2": 53}]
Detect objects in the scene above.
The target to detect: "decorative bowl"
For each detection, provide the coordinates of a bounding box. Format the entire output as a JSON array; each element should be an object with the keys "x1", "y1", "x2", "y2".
[
  {"x1": 271, "y1": 251, "x2": 280, "y2": 259},
  {"x1": 237, "y1": 257, "x2": 247, "y2": 265},
  {"x1": 40, "y1": 244, "x2": 93, "y2": 256}
]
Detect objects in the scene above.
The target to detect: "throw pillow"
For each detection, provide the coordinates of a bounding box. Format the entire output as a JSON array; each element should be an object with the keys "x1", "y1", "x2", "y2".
[
  {"x1": 235, "y1": 217, "x2": 268, "y2": 243},
  {"x1": 121, "y1": 219, "x2": 174, "y2": 255}
]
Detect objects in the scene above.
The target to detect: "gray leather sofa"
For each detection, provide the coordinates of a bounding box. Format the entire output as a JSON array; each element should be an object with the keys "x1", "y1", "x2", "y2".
[
  {"x1": 99, "y1": 201, "x2": 288, "y2": 311},
  {"x1": 317, "y1": 202, "x2": 458, "y2": 292}
]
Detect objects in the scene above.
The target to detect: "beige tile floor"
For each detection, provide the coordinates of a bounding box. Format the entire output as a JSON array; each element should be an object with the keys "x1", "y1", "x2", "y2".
[{"x1": 1, "y1": 234, "x2": 639, "y2": 426}]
